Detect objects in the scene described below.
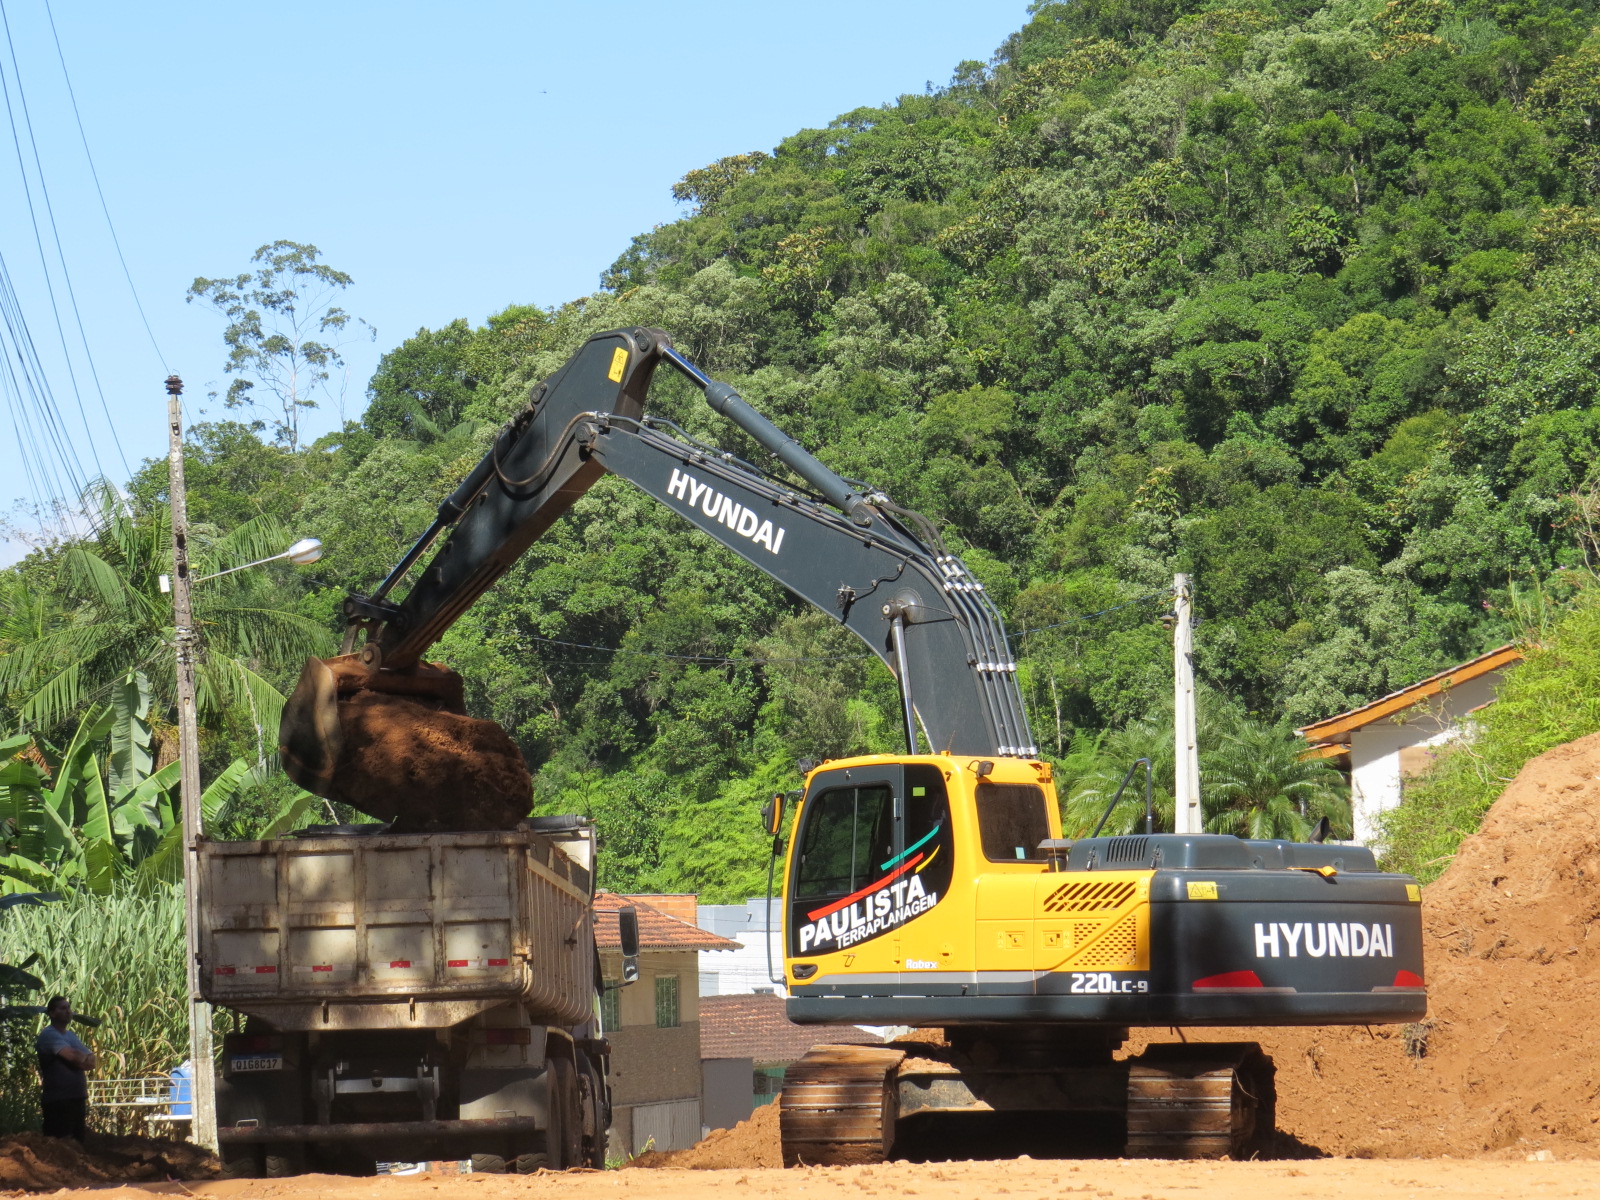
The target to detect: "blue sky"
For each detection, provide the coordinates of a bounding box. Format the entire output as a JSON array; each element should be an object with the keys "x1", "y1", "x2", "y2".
[{"x1": 0, "y1": 0, "x2": 1030, "y2": 558}]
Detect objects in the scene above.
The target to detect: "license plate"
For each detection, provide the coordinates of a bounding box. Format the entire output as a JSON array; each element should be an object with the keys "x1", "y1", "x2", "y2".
[{"x1": 230, "y1": 1054, "x2": 284, "y2": 1073}]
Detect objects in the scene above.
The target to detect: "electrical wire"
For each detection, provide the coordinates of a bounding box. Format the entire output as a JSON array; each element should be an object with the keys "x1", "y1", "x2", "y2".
[
  {"x1": 1008, "y1": 586, "x2": 1175, "y2": 640},
  {"x1": 0, "y1": 246, "x2": 87, "y2": 522},
  {"x1": 41, "y1": 0, "x2": 167, "y2": 376},
  {"x1": 523, "y1": 585, "x2": 1172, "y2": 665},
  {"x1": 0, "y1": 2, "x2": 102, "y2": 488},
  {"x1": 0, "y1": 0, "x2": 126, "y2": 483},
  {"x1": 525, "y1": 632, "x2": 874, "y2": 665}
]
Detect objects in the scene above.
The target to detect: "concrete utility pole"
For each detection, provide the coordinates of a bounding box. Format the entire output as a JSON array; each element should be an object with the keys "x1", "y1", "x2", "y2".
[
  {"x1": 1172, "y1": 574, "x2": 1202, "y2": 835},
  {"x1": 167, "y1": 375, "x2": 217, "y2": 1150}
]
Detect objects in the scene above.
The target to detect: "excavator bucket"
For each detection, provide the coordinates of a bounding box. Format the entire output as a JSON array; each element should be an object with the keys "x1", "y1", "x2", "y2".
[
  {"x1": 279, "y1": 656, "x2": 346, "y2": 798},
  {"x1": 278, "y1": 656, "x2": 533, "y2": 833}
]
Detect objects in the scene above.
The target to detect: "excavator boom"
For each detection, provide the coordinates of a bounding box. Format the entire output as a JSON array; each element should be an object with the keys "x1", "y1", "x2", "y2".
[{"x1": 280, "y1": 327, "x2": 1033, "y2": 821}]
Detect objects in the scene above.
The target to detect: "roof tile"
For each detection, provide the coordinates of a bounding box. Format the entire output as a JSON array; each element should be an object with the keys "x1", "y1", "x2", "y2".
[
  {"x1": 594, "y1": 892, "x2": 739, "y2": 951},
  {"x1": 699, "y1": 993, "x2": 883, "y2": 1063}
]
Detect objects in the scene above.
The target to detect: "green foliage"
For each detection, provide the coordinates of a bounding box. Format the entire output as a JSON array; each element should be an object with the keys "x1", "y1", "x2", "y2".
[
  {"x1": 1382, "y1": 582, "x2": 1600, "y2": 881},
  {"x1": 18, "y1": 0, "x2": 1600, "y2": 889},
  {"x1": 0, "y1": 485, "x2": 332, "y2": 745},
  {"x1": 0, "y1": 885, "x2": 201, "y2": 1135},
  {"x1": 1061, "y1": 704, "x2": 1350, "y2": 839}
]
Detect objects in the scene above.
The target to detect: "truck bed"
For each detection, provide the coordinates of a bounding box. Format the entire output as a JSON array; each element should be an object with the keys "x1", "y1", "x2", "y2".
[{"x1": 199, "y1": 826, "x2": 593, "y2": 1031}]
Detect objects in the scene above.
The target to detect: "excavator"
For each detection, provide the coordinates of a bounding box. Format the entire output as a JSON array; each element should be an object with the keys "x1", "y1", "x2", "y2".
[{"x1": 280, "y1": 326, "x2": 1427, "y2": 1164}]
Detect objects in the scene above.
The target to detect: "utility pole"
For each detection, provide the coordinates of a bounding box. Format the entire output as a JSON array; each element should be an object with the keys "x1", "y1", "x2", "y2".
[
  {"x1": 167, "y1": 375, "x2": 217, "y2": 1150},
  {"x1": 1172, "y1": 573, "x2": 1202, "y2": 835}
]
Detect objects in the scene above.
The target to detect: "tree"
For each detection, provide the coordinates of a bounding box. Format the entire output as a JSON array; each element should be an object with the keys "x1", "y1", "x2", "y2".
[
  {"x1": 363, "y1": 320, "x2": 481, "y2": 442},
  {"x1": 187, "y1": 241, "x2": 374, "y2": 451},
  {"x1": 0, "y1": 485, "x2": 331, "y2": 746}
]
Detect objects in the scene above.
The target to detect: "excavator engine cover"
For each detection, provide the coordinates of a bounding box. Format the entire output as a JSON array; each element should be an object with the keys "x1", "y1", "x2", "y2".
[{"x1": 279, "y1": 655, "x2": 532, "y2": 833}]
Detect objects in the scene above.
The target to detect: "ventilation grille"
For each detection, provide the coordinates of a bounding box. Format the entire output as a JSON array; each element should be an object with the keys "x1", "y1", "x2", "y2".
[
  {"x1": 1043, "y1": 880, "x2": 1137, "y2": 914},
  {"x1": 1071, "y1": 913, "x2": 1139, "y2": 969},
  {"x1": 1104, "y1": 836, "x2": 1150, "y2": 864}
]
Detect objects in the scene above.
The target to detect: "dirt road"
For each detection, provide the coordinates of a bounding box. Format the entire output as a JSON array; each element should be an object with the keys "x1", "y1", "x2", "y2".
[{"x1": 26, "y1": 1159, "x2": 1600, "y2": 1200}]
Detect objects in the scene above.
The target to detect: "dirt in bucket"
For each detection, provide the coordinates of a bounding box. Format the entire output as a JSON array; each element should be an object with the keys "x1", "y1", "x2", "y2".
[{"x1": 328, "y1": 690, "x2": 533, "y2": 833}]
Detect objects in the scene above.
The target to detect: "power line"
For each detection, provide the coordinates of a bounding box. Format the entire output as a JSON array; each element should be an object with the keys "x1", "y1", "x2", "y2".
[
  {"x1": 526, "y1": 632, "x2": 875, "y2": 665},
  {"x1": 0, "y1": 0, "x2": 126, "y2": 482},
  {"x1": 0, "y1": 246, "x2": 87, "y2": 520},
  {"x1": 1009, "y1": 587, "x2": 1175, "y2": 640},
  {"x1": 41, "y1": 0, "x2": 167, "y2": 376}
]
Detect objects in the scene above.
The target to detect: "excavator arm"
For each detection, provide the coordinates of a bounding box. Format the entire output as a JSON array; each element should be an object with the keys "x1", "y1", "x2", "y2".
[{"x1": 280, "y1": 327, "x2": 1035, "y2": 808}]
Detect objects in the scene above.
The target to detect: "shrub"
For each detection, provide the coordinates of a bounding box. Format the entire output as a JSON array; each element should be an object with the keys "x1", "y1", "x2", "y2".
[{"x1": 1380, "y1": 585, "x2": 1600, "y2": 882}]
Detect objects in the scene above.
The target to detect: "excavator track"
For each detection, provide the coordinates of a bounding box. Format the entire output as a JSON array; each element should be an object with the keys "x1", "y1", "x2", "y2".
[
  {"x1": 1125, "y1": 1043, "x2": 1275, "y2": 1159},
  {"x1": 779, "y1": 1045, "x2": 906, "y2": 1167}
]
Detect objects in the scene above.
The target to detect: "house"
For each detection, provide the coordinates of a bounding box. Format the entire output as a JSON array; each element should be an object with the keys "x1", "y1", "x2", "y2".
[
  {"x1": 592, "y1": 892, "x2": 738, "y2": 1156},
  {"x1": 696, "y1": 897, "x2": 786, "y2": 996},
  {"x1": 698, "y1": 992, "x2": 884, "y2": 1132},
  {"x1": 1298, "y1": 643, "x2": 1523, "y2": 844}
]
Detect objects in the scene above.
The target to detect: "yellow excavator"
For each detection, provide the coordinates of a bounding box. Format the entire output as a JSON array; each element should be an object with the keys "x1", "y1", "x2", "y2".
[{"x1": 281, "y1": 327, "x2": 1426, "y2": 1163}]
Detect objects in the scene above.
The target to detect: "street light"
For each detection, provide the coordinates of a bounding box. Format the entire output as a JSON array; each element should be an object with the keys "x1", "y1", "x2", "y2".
[
  {"x1": 160, "y1": 538, "x2": 324, "y2": 593},
  {"x1": 164, "y1": 376, "x2": 325, "y2": 1151}
]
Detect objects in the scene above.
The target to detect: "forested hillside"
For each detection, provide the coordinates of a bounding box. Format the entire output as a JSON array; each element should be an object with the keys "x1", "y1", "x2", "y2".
[{"x1": 8, "y1": 0, "x2": 1600, "y2": 898}]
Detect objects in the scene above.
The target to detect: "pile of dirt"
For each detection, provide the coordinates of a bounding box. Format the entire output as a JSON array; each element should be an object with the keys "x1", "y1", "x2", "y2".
[
  {"x1": 627, "y1": 1101, "x2": 783, "y2": 1169},
  {"x1": 330, "y1": 690, "x2": 532, "y2": 833},
  {"x1": 0, "y1": 1134, "x2": 215, "y2": 1192}
]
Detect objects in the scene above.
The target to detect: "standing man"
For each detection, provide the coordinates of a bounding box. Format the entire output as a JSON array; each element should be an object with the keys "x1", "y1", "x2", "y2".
[{"x1": 37, "y1": 996, "x2": 95, "y2": 1141}]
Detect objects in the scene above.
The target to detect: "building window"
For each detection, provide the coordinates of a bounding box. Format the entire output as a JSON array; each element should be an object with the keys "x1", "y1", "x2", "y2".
[
  {"x1": 600, "y1": 980, "x2": 620, "y2": 1032},
  {"x1": 655, "y1": 975, "x2": 680, "y2": 1028}
]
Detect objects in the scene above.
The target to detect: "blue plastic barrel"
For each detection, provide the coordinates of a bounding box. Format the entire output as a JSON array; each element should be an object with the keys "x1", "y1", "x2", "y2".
[{"x1": 168, "y1": 1060, "x2": 193, "y2": 1118}]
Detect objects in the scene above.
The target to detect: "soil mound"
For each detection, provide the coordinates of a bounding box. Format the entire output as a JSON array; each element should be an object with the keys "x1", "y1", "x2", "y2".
[
  {"x1": 0, "y1": 1134, "x2": 215, "y2": 1192},
  {"x1": 330, "y1": 691, "x2": 532, "y2": 833},
  {"x1": 627, "y1": 1100, "x2": 783, "y2": 1169}
]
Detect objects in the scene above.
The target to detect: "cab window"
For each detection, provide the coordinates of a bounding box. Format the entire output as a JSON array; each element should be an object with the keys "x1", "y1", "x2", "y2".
[
  {"x1": 976, "y1": 782, "x2": 1052, "y2": 863},
  {"x1": 792, "y1": 784, "x2": 893, "y2": 902}
]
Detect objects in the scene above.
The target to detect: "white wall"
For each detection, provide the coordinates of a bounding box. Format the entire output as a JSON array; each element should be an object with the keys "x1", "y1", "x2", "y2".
[
  {"x1": 1348, "y1": 671, "x2": 1503, "y2": 844},
  {"x1": 697, "y1": 899, "x2": 786, "y2": 996}
]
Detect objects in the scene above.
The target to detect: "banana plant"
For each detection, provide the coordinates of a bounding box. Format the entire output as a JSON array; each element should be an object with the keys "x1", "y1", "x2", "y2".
[{"x1": 0, "y1": 672, "x2": 318, "y2": 895}]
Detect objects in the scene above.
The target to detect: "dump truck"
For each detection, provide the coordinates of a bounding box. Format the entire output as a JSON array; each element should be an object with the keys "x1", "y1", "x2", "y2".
[{"x1": 200, "y1": 816, "x2": 637, "y2": 1176}]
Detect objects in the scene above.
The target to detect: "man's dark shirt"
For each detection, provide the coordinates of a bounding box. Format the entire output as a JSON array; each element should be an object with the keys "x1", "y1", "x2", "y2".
[{"x1": 36, "y1": 1026, "x2": 90, "y2": 1102}]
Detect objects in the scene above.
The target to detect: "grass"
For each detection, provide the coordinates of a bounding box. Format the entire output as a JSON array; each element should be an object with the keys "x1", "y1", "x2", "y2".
[
  {"x1": 0, "y1": 883, "x2": 195, "y2": 1135},
  {"x1": 1380, "y1": 584, "x2": 1600, "y2": 882}
]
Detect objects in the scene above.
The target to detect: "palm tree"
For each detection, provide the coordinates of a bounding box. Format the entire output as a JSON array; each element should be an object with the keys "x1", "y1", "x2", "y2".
[
  {"x1": 1061, "y1": 720, "x2": 1176, "y2": 837},
  {"x1": 1202, "y1": 722, "x2": 1351, "y2": 841},
  {"x1": 1060, "y1": 709, "x2": 1351, "y2": 841},
  {"x1": 0, "y1": 483, "x2": 331, "y2": 750}
]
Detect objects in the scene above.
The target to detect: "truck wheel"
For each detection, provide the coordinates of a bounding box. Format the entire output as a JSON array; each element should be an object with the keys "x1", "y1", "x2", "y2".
[
  {"x1": 470, "y1": 1153, "x2": 508, "y2": 1174},
  {"x1": 219, "y1": 1149, "x2": 261, "y2": 1179},
  {"x1": 264, "y1": 1148, "x2": 306, "y2": 1178},
  {"x1": 578, "y1": 1058, "x2": 606, "y2": 1169},
  {"x1": 548, "y1": 1055, "x2": 583, "y2": 1169},
  {"x1": 514, "y1": 1152, "x2": 548, "y2": 1173}
]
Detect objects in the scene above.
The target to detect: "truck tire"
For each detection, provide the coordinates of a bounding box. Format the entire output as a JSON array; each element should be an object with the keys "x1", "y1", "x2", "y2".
[
  {"x1": 470, "y1": 1153, "x2": 508, "y2": 1174},
  {"x1": 264, "y1": 1148, "x2": 306, "y2": 1178},
  {"x1": 514, "y1": 1152, "x2": 549, "y2": 1173},
  {"x1": 578, "y1": 1056, "x2": 607, "y2": 1168},
  {"x1": 219, "y1": 1148, "x2": 261, "y2": 1179},
  {"x1": 547, "y1": 1055, "x2": 583, "y2": 1169}
]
